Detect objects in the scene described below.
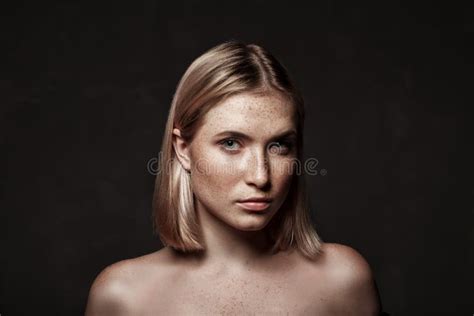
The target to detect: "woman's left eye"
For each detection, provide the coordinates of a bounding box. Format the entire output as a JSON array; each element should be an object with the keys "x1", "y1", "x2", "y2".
[{"x1": 268, "y1": 141, "x2": 293, "y2": 155}]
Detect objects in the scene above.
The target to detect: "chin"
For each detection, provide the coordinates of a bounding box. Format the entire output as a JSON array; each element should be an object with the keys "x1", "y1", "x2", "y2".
[
  {"x1": 232, "y1": 215, "x2": 271, "y2": 231},
  {"x1": 237, "y1": 225, "x2": 266, "y2": 232}
]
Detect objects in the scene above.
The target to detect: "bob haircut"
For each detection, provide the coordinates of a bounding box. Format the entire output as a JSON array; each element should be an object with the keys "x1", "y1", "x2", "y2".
[{"x1": 152, "y1": 40, "x2": 322, "y2": 260}]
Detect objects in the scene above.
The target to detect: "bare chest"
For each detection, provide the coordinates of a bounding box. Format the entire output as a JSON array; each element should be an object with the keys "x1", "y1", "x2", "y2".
[{"x1": 136, "y1": 269, "x2": 333, "y2": 315}]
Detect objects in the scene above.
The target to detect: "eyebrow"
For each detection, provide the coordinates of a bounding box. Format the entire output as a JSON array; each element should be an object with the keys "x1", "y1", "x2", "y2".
[{"x1": 213, "y1": 129, "x2": 297, "y2": 142}]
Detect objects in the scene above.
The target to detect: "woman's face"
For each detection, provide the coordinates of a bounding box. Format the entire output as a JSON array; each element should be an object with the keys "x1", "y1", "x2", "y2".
[{"x1": 175, "y1": 92, "x2": 298, "y2": 232}]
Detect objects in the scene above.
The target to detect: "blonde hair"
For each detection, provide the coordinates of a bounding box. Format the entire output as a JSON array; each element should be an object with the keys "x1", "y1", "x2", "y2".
[{"x1": 152, "y1": 40, "x2": 322, "y2": 259}]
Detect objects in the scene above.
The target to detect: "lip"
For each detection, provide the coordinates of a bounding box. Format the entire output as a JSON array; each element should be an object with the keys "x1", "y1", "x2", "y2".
[
  {"x1": 236, "y1": 200, "x2": 272, "y2": 211},
  {"x1": 238, "y1": 197, "x2": 272, "y2": 203}
]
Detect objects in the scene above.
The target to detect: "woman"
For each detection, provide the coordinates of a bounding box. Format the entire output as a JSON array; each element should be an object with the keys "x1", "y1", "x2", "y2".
[{"x1": 85, "y1": 41, "x2": 382, "y2": 315}]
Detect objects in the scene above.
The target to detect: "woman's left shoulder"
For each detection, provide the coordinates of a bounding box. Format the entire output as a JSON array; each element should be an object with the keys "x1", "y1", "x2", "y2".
[
  {"x1": 320, "y1": 242, "x2": 374, "y2": 277},
  {"x1": 311, "y1": 242, "x2": 381, "y2": 315}
]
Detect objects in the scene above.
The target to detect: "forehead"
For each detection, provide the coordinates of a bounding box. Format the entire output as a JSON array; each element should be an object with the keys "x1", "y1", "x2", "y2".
[{"x1": 198, "y1": 92, "x2": 296, "y2": 138}]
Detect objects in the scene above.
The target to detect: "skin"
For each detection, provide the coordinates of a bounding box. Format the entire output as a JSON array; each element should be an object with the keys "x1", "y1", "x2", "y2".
[{"x1": 85, "y1": 92, "x2": 381, "y2": 315}]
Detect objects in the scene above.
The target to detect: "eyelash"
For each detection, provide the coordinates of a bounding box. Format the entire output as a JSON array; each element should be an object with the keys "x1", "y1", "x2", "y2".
[{"x1": 218, "y1": 138, "x2": 294, "y2": 155}]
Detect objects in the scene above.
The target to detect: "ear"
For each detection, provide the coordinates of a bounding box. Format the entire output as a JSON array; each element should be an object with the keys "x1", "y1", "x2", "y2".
[{"x1": 172, "y1": 128, "x2": 191, "y2": 172}]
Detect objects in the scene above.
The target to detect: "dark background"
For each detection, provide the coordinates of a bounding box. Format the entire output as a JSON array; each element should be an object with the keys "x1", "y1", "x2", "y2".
[{"x1": 1, "y1": 1, "x2": 472, "y2": 315}]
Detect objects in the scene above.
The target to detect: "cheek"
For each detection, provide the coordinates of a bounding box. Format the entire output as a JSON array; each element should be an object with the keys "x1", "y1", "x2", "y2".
[
  {"x1": 190, "y1": 150, "x2": 239, "y2": 202},
  {"x1": 271, "y1": 158, "x2": 297, "y2": 193}
]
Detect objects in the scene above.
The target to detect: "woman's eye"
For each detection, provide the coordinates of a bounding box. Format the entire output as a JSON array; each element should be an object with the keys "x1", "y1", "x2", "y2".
[
  {"x1": 220, "y1": 139, "x2": 241, "y2": 151},
  {"x1": 268, "y1": 141, "x2": 293, "y2": 155}
]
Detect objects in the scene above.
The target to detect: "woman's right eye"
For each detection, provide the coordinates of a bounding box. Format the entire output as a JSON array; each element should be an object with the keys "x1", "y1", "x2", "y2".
[{"x1": 219, "y1": 138, "x2": 241, "y2": 151}]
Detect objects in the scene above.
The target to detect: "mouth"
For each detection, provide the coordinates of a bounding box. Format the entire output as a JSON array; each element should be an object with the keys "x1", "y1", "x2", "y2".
[{"x1": 236, "y1": 201, "x2": 271, "y2": 211}]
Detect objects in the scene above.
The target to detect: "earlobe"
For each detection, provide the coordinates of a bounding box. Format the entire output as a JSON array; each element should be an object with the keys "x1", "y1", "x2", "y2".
[{"x1": 172, "y1": 128, "x2": 191, "y2": 172}]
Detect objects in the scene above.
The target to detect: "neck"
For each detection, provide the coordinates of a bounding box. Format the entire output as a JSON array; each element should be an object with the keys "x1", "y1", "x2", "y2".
[{"x1": 192, "y1": 200, "x2": 275, "y2": 272}]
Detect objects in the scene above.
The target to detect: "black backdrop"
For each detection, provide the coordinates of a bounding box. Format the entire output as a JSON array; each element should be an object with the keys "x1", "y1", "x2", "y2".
[{"x1": 1, "y1": 1, "x2": 472, "y2": 315}]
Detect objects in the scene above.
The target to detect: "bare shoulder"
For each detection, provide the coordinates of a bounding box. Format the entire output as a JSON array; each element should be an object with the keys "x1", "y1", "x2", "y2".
[
  {"x1": 84, "y1": 248, "x2": 172, "y2": 316},
  {"x1": 321, "y1": 242, "x2": 374, "y2": 279},
  {"x1": 315, "y1": 242, "x2": 381, "y2": 315}
]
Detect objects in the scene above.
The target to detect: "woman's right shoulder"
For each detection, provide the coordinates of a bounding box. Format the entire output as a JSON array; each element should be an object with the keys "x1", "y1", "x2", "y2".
[{"x1": 85, "y1": 247, "x2": 172, "y2": 316}]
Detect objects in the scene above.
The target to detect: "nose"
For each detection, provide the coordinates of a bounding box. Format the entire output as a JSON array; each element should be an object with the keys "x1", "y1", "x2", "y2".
[{"x1": 244, "y1": 148, "x2": 270, "y2": 189}]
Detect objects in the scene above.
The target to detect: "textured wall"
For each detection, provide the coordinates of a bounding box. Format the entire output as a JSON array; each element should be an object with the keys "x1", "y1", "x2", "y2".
[{"x1": 1, "y1": 1, "x2": 472, "y2": 315}]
